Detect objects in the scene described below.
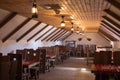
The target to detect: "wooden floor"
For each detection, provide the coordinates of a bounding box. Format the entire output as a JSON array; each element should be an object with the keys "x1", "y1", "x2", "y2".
[{"x1": 39, "y1": 57, "x2": 95, "y2": 80}]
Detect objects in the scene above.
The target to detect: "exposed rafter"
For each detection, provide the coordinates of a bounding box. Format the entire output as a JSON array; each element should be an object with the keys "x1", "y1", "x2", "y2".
[
  {"x1": 102, "y1": 16, "x2": 120, "y2": 30},
  {"x1": 101, "y1": 23, "x2": 120, "y2": 37},
  {"x1": 101, "y1": 20, "x2": 120, "y2": 35},
  {"x1": 61, "y1": 32, "x2": 72, "y2": 41},
  {"x1": 50, "y1": 30, "x2": 65, "y2": 41},
  {"x1": 46, "y1": 29, "x2": 61, "y2": 41},
  {"x1": 2, "y1": 18, "x2": 31, "y2": 42},
  {"x1": 98, "y1": 31, "x2": 111, "y2": 41},
  {"x1": 0, "y1": 12, "x2": 17, "y2": 28},
  {"x1": 54, "y1": 31, "x2": 67, "y2": 41},
  {"x1": 27, "y1": 24, "x2": 49, "y2": 42},
  {"x1": 35, "y1": 26, "x2": 54, "y2": 42},
  {"x1": 104, "y1": 9, "x2": 120, "y2": 21},
  {"x1": 99, "y1": 28, "x2": 118, "y2": 41},
  {"x1": 107, "y1": 0, "x2": 120, "y2": 9},
  {"x1": 50, "y1": 29, "x2": 64, "y2": 41},
  {"x1": 41, "y1": 28, "x2": 58, "y2": 41},
  {"x1": 16, "y1": 22, "x2": 41, "y2": 42}
]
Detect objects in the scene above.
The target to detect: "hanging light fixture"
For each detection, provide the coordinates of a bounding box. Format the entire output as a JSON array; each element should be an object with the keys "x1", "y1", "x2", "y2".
[
  {"x1": 32, "y1": 0, "x2": 38, "y2": 18},
  {"x1": 61, "y1": 15, "x2": 65, "y2": 28},
  {"x1": 71, "y1": 22, "x2": 74, "y2": 32},
  {"x1": 76, "y1": 27, "x2": 80, "y2": 34}
]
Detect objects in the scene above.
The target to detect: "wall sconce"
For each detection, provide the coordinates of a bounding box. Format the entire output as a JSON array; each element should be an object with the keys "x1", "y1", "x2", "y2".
[
  {"x1": 78, "y1": 38, "x2": 82, "y2": 41},
  {"x1": 32, "y1": 0, "x2": 38, "y2": 18},
  {"x1": 61, "y1": 15, "x2": 65, "y2": 28},
  {"x1": 87, "y1": 38, "x2": 91, "y2": 41}
]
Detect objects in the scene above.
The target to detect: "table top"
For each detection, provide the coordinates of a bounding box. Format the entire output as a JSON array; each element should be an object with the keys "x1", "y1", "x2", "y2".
[
  {"x1": 23, "y1": 60, "x2": 39, "y2": 68},
  {"x1": 46, "y1": 54, "x2": 56, "y2": 59},
  {"x1": 91, "y1": 64, "x2": 120, "y2": 73}
]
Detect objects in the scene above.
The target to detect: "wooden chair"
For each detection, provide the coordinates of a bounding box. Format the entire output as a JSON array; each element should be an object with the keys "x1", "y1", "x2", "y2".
[
  {"x1": 113, "y1": 51, "x2": 120, "y2": 65},
  {"x1": 0, "y1": 56, "x2": 10, "y2": 80},
  {"x1": 8, "y1": 54, "x2": 22, "y2": 80},
  {"x1": 100, "y1": 51, "x2": 112, "y2": 64}
]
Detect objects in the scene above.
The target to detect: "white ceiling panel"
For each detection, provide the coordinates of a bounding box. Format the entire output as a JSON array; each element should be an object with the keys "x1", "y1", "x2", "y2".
[
  {"x1": 22, "y1": 23, "x2": 47, "y2": 40},
  {"x1": 0, "y1": 15, "x2": 26, "y2": 39},
  {"x1": 10, "y1": 20, "x2": 38, "y2": 39}
]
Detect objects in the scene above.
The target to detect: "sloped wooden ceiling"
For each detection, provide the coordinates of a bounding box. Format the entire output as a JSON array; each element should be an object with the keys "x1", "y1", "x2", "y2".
[
  {"x1": 0, "y1": 0, "x2": 120, "y2": 42},
  {"x1": 0, "y1": 0, "x2": 111, "y2": 32},
  {"x1": 100, "y1": 0, "x2": 120, "y2": 41}
]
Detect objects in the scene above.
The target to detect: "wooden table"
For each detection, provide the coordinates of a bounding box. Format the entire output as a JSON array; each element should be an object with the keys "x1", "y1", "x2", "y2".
[
  {"x1": 23, "y1": 60, "x2": 39, "y2": 68},
  {"x1": 46, "y1": 54, "x2": 56, "y2": 59},
  {"x1": 91, "y1": 64, "x2": 120, "y2": 80}
]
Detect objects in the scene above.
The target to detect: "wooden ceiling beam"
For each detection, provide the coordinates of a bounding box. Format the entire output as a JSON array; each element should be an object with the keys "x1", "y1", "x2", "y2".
[
  {"x1": 0, "y1": 12, "x2": 17, "y2": 28},
  {"x1": 16, "y1": 22, "x2": 41, "y2": 42},
  {"x1": 101, "y1": 20, "x2": 120, "y2": 35},
  {"x1": 41, "y1": 28, "x2": 58, "y2": 41},
  {"x1": 50, "y1": 30, "x2": 65, "y2": 41},
  {"x1": 61, "y1": 32, "x2": 72, "y2": 41},
  {"x1": 99, "y1": 28, "x2": 118, "y2": 41},
  {"x1": 98, "y1": 31, "x2": 111, "y2": 41},
  {"x1": 107, "y1": 0, "x2": 120, "y2": 9},
  {"x1": 35, "y1": 27, "x2": 54, "y2": 42},
  {"x1": 101, "y1": 23, "x2": 120, "y2": 37},
  {"x1": 58, "y1": 32, "x2": 69, "y2": 41},
  {"x1": 102, "y1": 16, "x2": 120, "y2": 29},
  {"x1": 54, "y1": 31, "x2": 67, "y2": 41},
  {"x1": 27, "y1": 24, "x2": 49, "y2": 42},
  {"x1": 46, "y1": 29, "x2": 61, "y2": 41},
  {"x1": 104, "y1": 9, "x2": 120, "y2": 21},
  {"x1": 2, "y1": 18, "x2": 31, "y2": 42}
]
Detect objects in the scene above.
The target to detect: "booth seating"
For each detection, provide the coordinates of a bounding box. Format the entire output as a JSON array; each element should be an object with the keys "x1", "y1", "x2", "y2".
[
  {"x1": 92, "y1": 51, "x2": 112, "y2": 80},
  {"x1": 92, "y1": 51, "x2": 120, "y2": 80},
  {"x1": 0, "y1": 56, "x2": 10, "y2": 80},
  {"x1": 113, "y1": 51, "x2": 120, "y2": 80}
]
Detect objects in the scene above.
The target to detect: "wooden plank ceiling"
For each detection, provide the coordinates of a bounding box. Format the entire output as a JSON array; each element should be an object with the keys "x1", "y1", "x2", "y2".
[
  {"x1": 0, "y1": 0, "x2": 120, "y2": 42},
  {"x1": 0, "y1": 0, "x2": 111, "y2": 32}
]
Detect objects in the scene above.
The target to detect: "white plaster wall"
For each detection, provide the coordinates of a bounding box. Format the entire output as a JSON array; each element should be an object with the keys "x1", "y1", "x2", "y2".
[
  {"x1": 64, "y1": 33, "x2": 110, "y2": 47},
  {"x1": 0, "y1": 40, "x2": 62, "y2": 55}
]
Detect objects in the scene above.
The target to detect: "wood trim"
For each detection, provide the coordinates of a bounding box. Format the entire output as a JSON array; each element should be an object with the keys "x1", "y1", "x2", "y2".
[
  {"x1": 46, "y1": 29, "x2": 61, "y2": 41},
  {"x1": 50, "y1": 30, "x2": 65, "y2": 41},
  {"x1": 16, "y1": 22, "x2": 41, "y2": 42},
  {"x1": 104, "y1": 9, "x2": 120, "y2": 21},
  {"x1": 61, "y1": 32, "x2": 72, "y2": 41},
  {"x1": 0, "y1": 12, "x2": 17, "y2": 28},
  {"x1": 27, "y1": 24, "x2": 49, "y2": 42},
  {"x1": 107, "y1": 0, "x2": 120, "y2": 9},
  {"x1": 2, "y1": 18, "x2": 31, "y2": 42},
  {"x1": 35, "y1": 26, "x2": 54, "y2": 42},
  {"x1": 54, "y1": 31, "x2": 67, "y2": 41},
  {"x1": 41, "y1": 28, "x2": 58, "y2": 41}
]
